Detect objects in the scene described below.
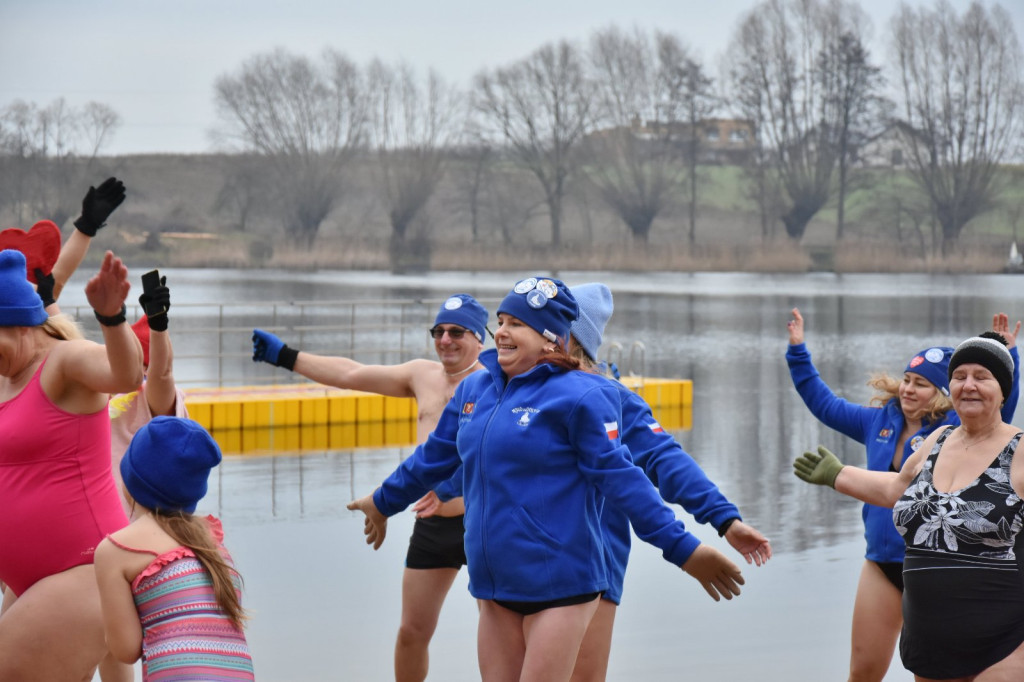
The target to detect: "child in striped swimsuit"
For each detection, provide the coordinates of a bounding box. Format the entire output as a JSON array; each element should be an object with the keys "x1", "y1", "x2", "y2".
[{"x1": 94, "y1": 416, "x2": 255, "y2": 680}]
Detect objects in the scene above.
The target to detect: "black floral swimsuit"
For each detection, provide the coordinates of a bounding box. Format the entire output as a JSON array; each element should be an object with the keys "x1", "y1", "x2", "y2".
[{"x1": 893, "y1": 427, "x2": 1024, "y2": 679}]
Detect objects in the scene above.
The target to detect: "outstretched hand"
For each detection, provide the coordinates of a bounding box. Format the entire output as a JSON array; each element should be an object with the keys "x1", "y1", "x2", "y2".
[
  {"x1": 84, "y1": 251, "x2": 130, "y2": 316},
  {"x1": 724, "y1": 520, "x2": 772, "y2": 567},
  {"x1": 347, "y1": 493, "x2": 388, "y2": 550},
  {"x1": 412, "y1": 491, "x2": 442, "y2": 519},
  {"x1": 681, "y1": 544, "x2": 744, "y2": 602},
  {"x1": 139, "y1": 275, "x2": 170, "y2": 332},
  {"x1": 74, "y1": 177, "x2": 126, "y2": 237},
  {"x1": 991, "y1": 313, "x2": 1021, "y2": 350},
  {"x1": 787, "y1": 308, "x2": 805, "y2": 345},
  {"x1": 793, "y1": 445, "x2": 844, "y2": 488}
]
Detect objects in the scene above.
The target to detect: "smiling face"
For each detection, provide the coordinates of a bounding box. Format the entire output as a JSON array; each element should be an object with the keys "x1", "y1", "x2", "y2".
[
  {"x1": 431, "y1": 324, "x2": 482, "y2": 373},
  {"x1": 949, "y1": 362, "x2": 1003, "y2": 421},
  {"x1": 494, "y1": 313, "x2": 549, "y2": 378},
  {"x1": 899, "y1": 372, "x2": 940, "y2": 421}
]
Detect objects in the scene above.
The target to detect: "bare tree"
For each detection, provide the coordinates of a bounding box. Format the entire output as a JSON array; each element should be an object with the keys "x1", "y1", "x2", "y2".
[
  {"x1": 366, "y1": 60, "x2": 462, "y2": 268},
  {"x1": 890, "y1": 1, "x2": 1024, "y2": 253},
  {"x1": 474, "y1": 40, "x2": 593, "y2": 246},
  {"x1": 818, "y1": 0, "x2": 887, "y2": 240},
  {"x1": 0, "y1": 98, "x2": 121, "y2": 227},
  {"x1": 583, "y1": 27, "x2": 710, "y2": 244},
  {"x1": 213, "y1": 48, "x2": 367, "y2": 247},
  {"x1": 727, "y1": 0, "x2": 871, "y2": 241},
  {"x1": 660, "y1": 40, "x2": 718, "y2": 245}
]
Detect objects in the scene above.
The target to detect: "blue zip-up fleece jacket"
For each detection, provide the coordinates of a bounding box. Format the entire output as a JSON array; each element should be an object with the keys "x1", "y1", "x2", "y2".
[
  {"x1": 787, "y1": 342, "x2": 1020, "y2": 563},
  {"x1": 440, "y1": 377, "x2": 741, "y2": 604},
  {"x1": 598, "y1": 382, "x2": 739, "y2": 603},
  {"x1": 374, "y1": 349, "x2": 701, "y2": 602}
]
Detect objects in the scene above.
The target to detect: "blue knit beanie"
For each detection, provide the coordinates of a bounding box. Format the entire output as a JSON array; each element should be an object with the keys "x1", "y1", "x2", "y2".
[
  {"x1": 570, "y1": 283, "x2": 614, "y2": 361},
  {"x1": 434, "y1": 294, "x2": 488, "y2": 343},
  {"x1": 0, "y1": 249, "x2": 47, "y2": 326},
  {"x1": 905, "y1": 346, "x2": 954, "y2": 396},
  {"x1": 120, "y1": 416, "x2": 222, "y2": 514},
  {"x1": 497, "y1": 276, "x2": 579, "y2": 347}
]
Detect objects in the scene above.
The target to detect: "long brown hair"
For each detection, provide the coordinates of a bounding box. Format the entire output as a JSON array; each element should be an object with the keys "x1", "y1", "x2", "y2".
[{"x1": 150, "y1": 510, "x2": 247, "y2": 629}]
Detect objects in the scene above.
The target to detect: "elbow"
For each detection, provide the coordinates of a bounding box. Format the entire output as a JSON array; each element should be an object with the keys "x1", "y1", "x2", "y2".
[{"x1": 106, "y1": 638, "x2": 141, "y2": 665}]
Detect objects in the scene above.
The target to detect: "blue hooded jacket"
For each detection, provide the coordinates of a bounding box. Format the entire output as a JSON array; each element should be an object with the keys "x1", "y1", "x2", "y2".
[
  {"x1": 374, "y1": 349, "x2": 701, "y2": 602},
  {"x1": 787, "y1": 341, "x2": 1020, "y2": 563}
]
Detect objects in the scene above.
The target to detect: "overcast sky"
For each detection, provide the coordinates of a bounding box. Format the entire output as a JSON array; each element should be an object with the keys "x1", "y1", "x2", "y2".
[{"x1": 2, "y1": 0, "x2": 1022, "y2": 156}]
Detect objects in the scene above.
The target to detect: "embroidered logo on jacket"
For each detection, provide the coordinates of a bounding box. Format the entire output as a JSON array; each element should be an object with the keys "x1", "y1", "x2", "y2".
[
  {"x1": 462, "y1": 402, "x2": 475, "y2": 414},
  {"x1": 605, "y1": 421, "x2": 619, "y2": 439},
  {"x1": 512, "y1": 406, "x2": 539, "y2": 427}
]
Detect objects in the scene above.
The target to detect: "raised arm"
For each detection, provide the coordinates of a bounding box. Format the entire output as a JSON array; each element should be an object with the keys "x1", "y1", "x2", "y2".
[
  {"x1": 252, "y1": 327, "x2": 424, "y2": 397},
  {"x1": 139, "y1": 275, "x2": 178, "y2": 416},
  {"x1": 52, "y1": 177, "x2": 126, "y2": 300}
]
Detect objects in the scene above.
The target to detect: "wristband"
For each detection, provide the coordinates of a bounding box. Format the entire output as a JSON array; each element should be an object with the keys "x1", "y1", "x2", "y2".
[
  {"x1": 717, "y1": 517, "x2": 739, "y2": 537},
  {"x1": 277, "y1": 345, "x2": 299, "y2": 371},
  {"x1": 94, "y1": 303, "x2": 127, "y2": 327}
]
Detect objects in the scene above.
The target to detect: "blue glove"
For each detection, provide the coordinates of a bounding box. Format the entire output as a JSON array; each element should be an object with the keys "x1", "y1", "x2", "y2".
[{"x1": 252, "y1": 328, "x2": 298, "y2": 370}]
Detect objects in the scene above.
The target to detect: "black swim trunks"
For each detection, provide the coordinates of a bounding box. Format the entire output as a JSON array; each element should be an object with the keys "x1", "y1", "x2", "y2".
[
  {"x1": 405, "y1": 515, "x2": 467, "y2": 570},
  {"x1": 494, "y1": 592, "x2": 603, "y2": 616}
]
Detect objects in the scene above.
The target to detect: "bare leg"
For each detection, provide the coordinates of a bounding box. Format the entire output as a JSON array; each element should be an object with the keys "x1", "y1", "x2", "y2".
[
  {"x1": 849, "y1": 561, "x2": 902, "y2": 682},
  {"x1": 395, "y1": 567, "x2": 459, "y2": 682},
  {"x1": 571, "y1": 599, "x2": 616, "y2": 682},
  {"x1": 0, "y1": 565, "x2": 108, "y2": 682},
  {"x1": 520, "y1": 598, "x2": 600, "y2": 682},
  {"x1": 477, "y1": 600, "x2": 526, "y2": 682}
]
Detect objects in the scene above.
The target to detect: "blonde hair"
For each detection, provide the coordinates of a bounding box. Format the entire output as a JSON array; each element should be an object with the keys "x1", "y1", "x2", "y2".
[
  {"x1": 41, "y1": 313, "x2": 84, "y2": 341},
  {"x1": 867, "y1": 372, "x2": 953, "y2": 421},
  {"x1": 146, "y1": 508, "x2": 247, "y2": 629}
]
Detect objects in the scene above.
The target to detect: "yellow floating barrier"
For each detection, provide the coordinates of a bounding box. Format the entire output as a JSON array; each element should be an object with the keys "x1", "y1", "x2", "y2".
[{"x1": 186, "y1": 378, "x2": 692, "y2": 455}]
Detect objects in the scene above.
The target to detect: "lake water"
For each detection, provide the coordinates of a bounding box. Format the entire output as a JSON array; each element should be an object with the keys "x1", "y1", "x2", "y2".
[{"x1": 68, "y1": 268, "x2": 1024, "y2": 681}]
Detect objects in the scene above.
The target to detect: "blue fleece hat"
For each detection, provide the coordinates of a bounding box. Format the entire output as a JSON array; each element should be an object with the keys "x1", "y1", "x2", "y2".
[
  {"x1": 905, "y1": 346, "x2": 954, "y2": 396},
  {"x1": 434, "y1": 294, "x2": 488, "y2": 343},
  {"x1": 498, "y1": 276, "x2": 579, "y2": 347},
  {"x1": 0, "y1": 249, "x2": 47, "y2": 326},
  {"x1": 120, "y1": 416, "x2": 222, "y2": 514},
  {"x1": 570, "y1": 283, "x2": 614, "y2": 361}
]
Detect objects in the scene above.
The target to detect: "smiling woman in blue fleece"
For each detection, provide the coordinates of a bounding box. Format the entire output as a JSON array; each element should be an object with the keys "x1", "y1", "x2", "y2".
[{"x1": 348, "y1": 275, "x2": 744, "y2": 682}]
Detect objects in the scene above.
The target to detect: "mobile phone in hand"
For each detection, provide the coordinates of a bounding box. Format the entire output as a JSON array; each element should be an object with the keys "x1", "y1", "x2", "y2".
[{"x1": 141, "y1": 269, "x2": 166, "y2": 318}]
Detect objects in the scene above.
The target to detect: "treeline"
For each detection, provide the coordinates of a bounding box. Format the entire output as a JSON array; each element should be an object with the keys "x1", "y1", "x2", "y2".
[{"x1": 1, "y1": 0, "x2": 1022, "y2": 267}]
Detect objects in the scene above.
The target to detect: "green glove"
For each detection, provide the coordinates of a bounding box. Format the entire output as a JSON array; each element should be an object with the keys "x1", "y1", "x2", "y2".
[{"x1": 793, "y1": 445, "x2": 844, "y2": 488}]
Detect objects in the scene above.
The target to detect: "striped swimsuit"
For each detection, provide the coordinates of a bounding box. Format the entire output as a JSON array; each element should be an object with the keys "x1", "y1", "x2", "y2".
[{"x1": 110, "y1": 517, "x2": 254, "y2": 681}]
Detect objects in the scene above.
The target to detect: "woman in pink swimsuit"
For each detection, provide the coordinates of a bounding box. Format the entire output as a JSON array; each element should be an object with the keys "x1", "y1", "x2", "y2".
[{"x1": 0, "y1": 249, "x2": 144, "y2": 680}]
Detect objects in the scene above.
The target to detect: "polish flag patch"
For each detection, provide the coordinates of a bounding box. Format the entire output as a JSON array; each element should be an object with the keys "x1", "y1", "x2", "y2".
[
  {"x1": 604, "y1": 421, "x2": 619, "y2": 439},
  {"x1": 647, "y1": 421, "x2": 664, "y2": 433}
]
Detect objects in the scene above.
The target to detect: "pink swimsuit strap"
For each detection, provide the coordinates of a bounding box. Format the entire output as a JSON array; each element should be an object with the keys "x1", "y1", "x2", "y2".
[{"x1": 106, "y1": 536, "x2": 160, "y2": 558}]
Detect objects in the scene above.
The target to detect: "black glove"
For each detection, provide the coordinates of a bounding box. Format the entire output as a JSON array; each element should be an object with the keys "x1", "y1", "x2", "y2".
[
  {"x1": 138, "y1": 276, "x2": 170, "y2": 332},
  {"x1": 74, "y1": 177, "x2": 126, "y2": 237},
  {"x1": 34, "y1": 268, "x2": 55, "y2": 307}
]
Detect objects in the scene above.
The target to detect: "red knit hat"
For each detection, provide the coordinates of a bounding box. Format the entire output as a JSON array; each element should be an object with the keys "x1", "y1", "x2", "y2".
[{"x1": 132, "y1": 316, "x2": 150, "y2": 366}]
